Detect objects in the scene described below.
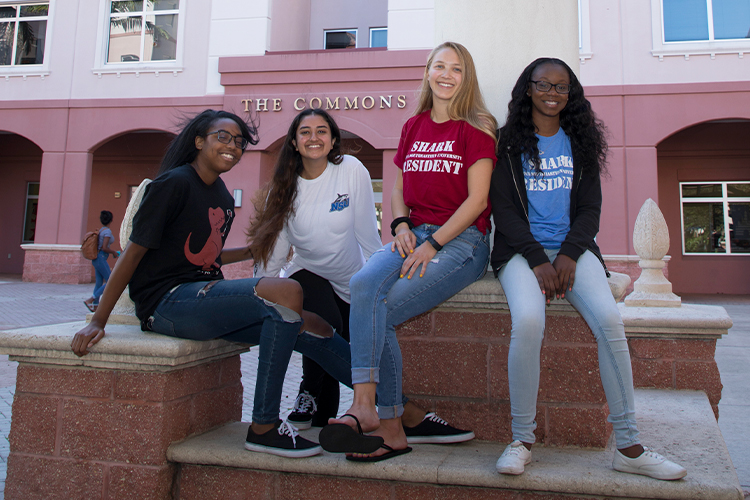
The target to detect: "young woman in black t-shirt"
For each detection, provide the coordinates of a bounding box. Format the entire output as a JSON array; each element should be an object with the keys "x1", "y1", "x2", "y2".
[{"x1": 71, "y1": 109, "x2": 353, "y2": 459}]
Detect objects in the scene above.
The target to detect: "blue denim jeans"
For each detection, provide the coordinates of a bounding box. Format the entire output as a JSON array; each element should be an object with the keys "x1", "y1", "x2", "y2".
[
  {"x1": 498, "y1": 249, "x2": 640, "y2": 448},
  {"x1": 147, "y1": 278, "x2": 353, "y2": 425},
  {"x1": 91, "y1": 250, "x2": 111, "y2": 304},
  {"x1": 349, "y1": 224, "x2": 490, "y2": 419}
]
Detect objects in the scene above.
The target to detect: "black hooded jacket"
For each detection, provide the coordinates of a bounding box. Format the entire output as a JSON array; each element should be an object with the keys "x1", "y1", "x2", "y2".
[{"x1": 489, "y1": 149, "x2": 609, "y2": 277}]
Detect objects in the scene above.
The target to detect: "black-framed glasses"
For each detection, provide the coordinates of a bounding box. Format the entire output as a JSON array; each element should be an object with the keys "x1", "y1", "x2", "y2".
[
  {"x1": 207, "y1": 130, "x2": 249, "y2": 150},
  {"x1": 529, "y1": 80, "x2": 570, "y2": 94}
]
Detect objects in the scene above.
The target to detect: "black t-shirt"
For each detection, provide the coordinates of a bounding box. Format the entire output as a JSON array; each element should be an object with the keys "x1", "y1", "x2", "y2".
[{"x1": 128, "y1": 165, "x2": 235, "y2": 326}]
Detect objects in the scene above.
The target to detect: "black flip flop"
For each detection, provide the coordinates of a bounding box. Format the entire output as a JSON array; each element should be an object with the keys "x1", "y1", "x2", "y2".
[
  {"x1": 84, "y1": 301, "x2": 95, "y2": 313},
  {"x1": 318, "y1": 414, "x2": 384, "y2": 454},
  {"x1": 346, "y1": 444, "x2": 413, "y2": 462}
]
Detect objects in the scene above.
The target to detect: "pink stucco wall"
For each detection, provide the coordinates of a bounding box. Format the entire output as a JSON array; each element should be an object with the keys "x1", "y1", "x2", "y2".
[
  {"x1": 3, "y1": 47, "x2": 747, "y2": 294},
  {"x1": 588, "y1": 81, "x2": 750, "y2": 294},
  {"x1": 581, "y1": 0, "x2": 750, "y2": 87},
  {"x1": 218, "y1": 48, "x2": 429, "y2": 246},
  {"x1": 0, "y1": 135, "x2": 42, "y2": 274}
]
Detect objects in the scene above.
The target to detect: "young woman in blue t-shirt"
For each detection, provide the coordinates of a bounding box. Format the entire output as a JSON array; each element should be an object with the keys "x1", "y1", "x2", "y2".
[{"x1": 490, "y1": 58, "x2": 686, "y2": 480}]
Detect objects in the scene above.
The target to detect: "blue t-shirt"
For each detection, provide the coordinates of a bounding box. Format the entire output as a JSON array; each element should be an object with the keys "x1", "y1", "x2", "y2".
[{"x1": 523, "y1": 127, "x2": 573, "y2": 249}]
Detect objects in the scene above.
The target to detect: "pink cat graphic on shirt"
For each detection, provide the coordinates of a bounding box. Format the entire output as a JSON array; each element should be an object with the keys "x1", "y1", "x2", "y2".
[{"x1": 184, "y1": 207, "x2": 226, "y2": 271}]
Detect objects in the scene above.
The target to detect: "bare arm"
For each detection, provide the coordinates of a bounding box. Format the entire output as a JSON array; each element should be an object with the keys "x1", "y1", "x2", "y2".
[
  {"x1": 71, "y1": 242, "x2": 148, "y2": 356},
  {"x1": 220, "y1": 246, "x2": 253, "y2": 265},
  {"x1": 101, "y1": 235, "x2": 119, "y2": 257},
  {"x1": 390, "y1": 170, "x2": 417, "y2": 257},
  {"x1": 400, "y1": 158, "x2": 493, "y2": 279}
]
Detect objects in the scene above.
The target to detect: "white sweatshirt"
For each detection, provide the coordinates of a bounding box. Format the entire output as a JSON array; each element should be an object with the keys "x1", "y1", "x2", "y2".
[{"x1": 255, "y1": 155, "x2": 382, "y2": 302}]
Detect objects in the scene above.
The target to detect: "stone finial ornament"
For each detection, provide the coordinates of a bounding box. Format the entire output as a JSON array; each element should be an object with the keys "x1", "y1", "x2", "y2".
[
  {"x1": 102, "y1": 178, "x2": 152, "y2": 325},
  {"x1": 624, "y1": 198, "x2": 681, "y2": 307}
]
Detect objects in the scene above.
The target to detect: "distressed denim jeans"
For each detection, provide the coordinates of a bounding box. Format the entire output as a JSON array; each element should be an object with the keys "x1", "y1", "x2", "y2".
[
  {"x1": 349, "y1": 224, "x2": 490, "y2": 419},
  {"x1": 148, "y1": 278, "x2": 353, "y2": 425}
]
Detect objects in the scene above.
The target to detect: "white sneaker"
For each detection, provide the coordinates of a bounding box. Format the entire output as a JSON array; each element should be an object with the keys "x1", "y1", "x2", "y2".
[
  {"x1": 613, "y1": 447, "x2": 687, "y2": 480},
  {"x1": 496, "y1": 440, "x2": 532, "y2": 475}
]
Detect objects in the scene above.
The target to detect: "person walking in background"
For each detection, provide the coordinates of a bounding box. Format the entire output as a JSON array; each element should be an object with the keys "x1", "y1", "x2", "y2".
[{"x1": 84, "y1": 210, "x2": 118, "y2": 312}]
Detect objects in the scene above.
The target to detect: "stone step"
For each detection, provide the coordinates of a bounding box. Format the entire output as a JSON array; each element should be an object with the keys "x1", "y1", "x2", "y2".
[{"x1": 167, "y1": 389, "x2": 744, "y2": 500}]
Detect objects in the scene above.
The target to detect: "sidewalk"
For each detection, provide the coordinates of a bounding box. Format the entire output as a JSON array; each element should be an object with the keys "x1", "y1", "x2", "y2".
[{"x1": 0, "y1": 276, "x2": 746, "y2": 498}]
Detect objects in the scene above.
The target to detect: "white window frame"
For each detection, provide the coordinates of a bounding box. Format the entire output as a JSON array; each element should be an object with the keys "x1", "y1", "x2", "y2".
[
  {"x1": 22, "y1": 181, "x2": 39, "y2": 243},
  {"x1": 324, "y1": 29, "x2": 357, "y2": 50},
  {"x1": 93, "y1": 0, "x2": 186, "y2": 77},
  {"x1": 0, "y1": 0, "x2": 52, "y2": 79},
  {"x1": 369, "y1": 27, "x2": 387, "y2": 48},
  {"x1": 578, "y1": 0, "x2": 592, "y2": 62},
  {"x1": 679, "y1": 181, "x2": 750, "y2": 256},
  {"x1": 371, "y1": 178, "x2": 383, "y2": 234},
  {"x1": 651, "y1": 0, "x2": 750, "y2": 60}
]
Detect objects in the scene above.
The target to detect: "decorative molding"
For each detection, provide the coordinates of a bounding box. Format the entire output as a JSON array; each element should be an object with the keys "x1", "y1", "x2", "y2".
[
  {"x1": 1, "y1": 71, "x2": 50, "y2": 81},
  {"x1": 92, "y1": 67, "x2": 183, "y2": 78},
  {"x1": 20, "y1": 244, "x2": 81, "y2": 252}
]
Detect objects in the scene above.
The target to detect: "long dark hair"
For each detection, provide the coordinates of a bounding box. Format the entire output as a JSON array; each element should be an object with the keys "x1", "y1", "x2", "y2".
[
  {"x1": 497, "y1": 58, "x2": 608, "y2": 177},
  {"x1": 248, "y1": 108, "x2": 343, "y2": 266},
  {"x1": 158, "y1": 109, "x2": 259, "y2": 177}
]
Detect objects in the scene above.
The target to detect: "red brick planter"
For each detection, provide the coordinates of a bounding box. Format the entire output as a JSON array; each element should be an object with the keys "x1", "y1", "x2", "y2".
[{"x1": 0, "y1": 323, "x2": 248, "y2": 500}]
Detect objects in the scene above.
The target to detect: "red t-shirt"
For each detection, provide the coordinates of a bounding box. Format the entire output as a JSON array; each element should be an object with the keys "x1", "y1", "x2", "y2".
[{"x1": 393, "y1": 111, "x2": 497, "y2": 234}]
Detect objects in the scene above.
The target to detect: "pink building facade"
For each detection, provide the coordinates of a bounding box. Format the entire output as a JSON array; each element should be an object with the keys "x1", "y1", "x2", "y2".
[
  {"x1": 1, "y1": 0, "x2": 748, "y2": 294},
  {"x1": 579, "y1": 0, "x2": 750, "y2": 294}
]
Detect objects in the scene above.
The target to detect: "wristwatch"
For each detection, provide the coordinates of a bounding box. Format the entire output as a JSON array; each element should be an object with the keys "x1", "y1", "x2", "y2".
[{"x1": 426, "y1": 235, "x2": 443, "y2": 251}]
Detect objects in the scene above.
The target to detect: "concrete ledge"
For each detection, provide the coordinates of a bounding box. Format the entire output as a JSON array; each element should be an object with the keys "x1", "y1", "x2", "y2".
[
  {"x1": 619, "y1": 304, "x2": 733, "y2": 338},
  {"x1": 168, "y1": 390, "x2": 743, "y2": 500},
  {"x1": 0, "y1": 322, "x2": 249, "y2": 372},
  {"x1": 442, "y1": 275, "x2": 732, "y2": 339},
  {"x1": 444, "y1": 272, "x2": 630, "y2": 311}
]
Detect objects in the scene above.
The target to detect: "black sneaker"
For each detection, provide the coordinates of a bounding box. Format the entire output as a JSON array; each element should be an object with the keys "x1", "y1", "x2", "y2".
[
  {"x1": 403, "y1": 412, "x2": 475, "y2": 444},
  {"x1": 287, "y1": 391, "x2": 317, "y2": 430},
  {"x1": 244, "y1": 420, "x2": 322, "y2": 458}
]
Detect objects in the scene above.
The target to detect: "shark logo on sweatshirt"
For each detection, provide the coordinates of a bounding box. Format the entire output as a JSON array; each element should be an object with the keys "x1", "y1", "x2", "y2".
[{"x1": 330, "y1": 193, "x2": 350, "y2": 212}]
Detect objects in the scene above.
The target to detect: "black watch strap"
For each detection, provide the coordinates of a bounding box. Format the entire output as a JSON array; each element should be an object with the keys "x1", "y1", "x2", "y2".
[
  {"x1": 426, "y1": 235, "x2": 443, "y2": 251},
  {"x1": 390, "y1": 217, "x2": 414, "y2": 236}
]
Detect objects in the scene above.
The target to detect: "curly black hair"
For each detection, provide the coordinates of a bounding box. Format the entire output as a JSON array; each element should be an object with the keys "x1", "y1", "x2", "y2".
[{"x1": 497, "y1": 58, "x2": 608, "y2": 178}]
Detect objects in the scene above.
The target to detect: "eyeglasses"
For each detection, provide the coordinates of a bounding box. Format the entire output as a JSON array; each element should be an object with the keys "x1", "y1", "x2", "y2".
[
  {"x1": 206, "y1": 130, "x2": 249, "y2": 150},
  {"x1": 529, "y1": 80, "x2": 571, "y2": 94}
]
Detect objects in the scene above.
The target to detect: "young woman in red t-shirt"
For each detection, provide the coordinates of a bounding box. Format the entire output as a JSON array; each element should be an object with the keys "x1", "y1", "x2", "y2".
[{"x1": 319, "y1": 42, "x2": 497, "y2": 461}]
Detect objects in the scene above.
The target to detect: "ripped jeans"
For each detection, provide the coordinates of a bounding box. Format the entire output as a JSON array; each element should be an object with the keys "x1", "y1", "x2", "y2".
[
  {"x1": 147, "y1": 278, "x2": 353, "y2": 425},
  {"x1": 349, "y1": 224, "x2": 490, "y2": 419}
]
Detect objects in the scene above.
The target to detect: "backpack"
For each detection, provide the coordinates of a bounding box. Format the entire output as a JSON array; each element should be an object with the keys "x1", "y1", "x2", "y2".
[{"x1": 81, "y1": 229, "x2": 100, "y2": 260}]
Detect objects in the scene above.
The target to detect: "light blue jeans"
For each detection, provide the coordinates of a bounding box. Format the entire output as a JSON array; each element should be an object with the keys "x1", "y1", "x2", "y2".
[
  {"x1": 147, "y1": 278, "x2": 353, "y2": 425},
  {"x1": 91, "y1": 250, "x2": 111, "y2": 305},
  {"x1": 499, "y1": 249, "x2": 640, "y2": 448},
  {"x1": 350, "y1": 224, "x2": 490, "y2": 419}
]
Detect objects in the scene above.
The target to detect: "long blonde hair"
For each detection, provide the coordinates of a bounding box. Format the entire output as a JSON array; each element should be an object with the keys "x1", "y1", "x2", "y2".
[{"x1": 414, "y1": 41, "x2": 497, "y2": 141}]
